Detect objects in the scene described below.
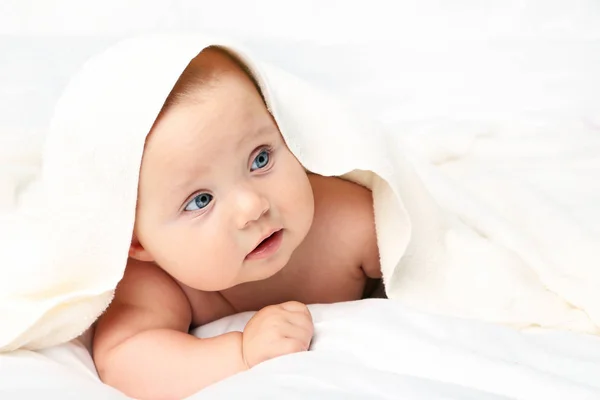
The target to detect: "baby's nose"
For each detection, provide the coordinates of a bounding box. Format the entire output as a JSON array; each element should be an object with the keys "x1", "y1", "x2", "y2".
[{"x1": 235, "y1": 188, "x2": 269, "y2": 229}]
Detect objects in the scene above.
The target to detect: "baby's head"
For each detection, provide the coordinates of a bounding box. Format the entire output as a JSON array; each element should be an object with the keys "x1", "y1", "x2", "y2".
[{"x1": 128, "y1": 47, "x2": 314, "y2": 291}]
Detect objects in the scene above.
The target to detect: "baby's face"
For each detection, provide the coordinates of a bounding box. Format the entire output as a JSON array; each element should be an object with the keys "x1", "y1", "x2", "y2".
[{"x1": 132, "y1": 50, "x2": 314, "y2": 291}]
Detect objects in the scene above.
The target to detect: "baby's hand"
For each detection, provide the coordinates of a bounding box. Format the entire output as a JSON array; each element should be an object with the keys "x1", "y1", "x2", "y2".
[{"x1": 242, "y1": 301, "x2": 314, "y2": 368}]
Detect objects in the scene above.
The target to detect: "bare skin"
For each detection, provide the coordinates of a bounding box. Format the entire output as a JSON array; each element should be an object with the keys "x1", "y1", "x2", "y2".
[
  {"x1": 92, "y1": 47, "x2": 381, "y2": 400},
  {"x1": 183, "y1": 173, "x2": 381, "y2": 325}
]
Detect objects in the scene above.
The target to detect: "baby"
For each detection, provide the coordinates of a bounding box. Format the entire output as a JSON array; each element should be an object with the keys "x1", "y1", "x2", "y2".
[{"x1": 92, "y1": 47, "x2": 382, "y2": 400}]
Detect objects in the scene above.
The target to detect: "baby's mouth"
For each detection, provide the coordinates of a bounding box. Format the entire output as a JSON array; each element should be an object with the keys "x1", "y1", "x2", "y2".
[{"x1": 246, "y1": 229, "x2": 283, "y2": 260}]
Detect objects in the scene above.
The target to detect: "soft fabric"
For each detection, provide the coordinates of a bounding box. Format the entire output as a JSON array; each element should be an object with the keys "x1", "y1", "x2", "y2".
[
  {"x1": 2, "y1": 300, "x2": 600, "y2": 400},
  {"x1": 0, "y1": 33, "x2": 599, "y2": 352}
]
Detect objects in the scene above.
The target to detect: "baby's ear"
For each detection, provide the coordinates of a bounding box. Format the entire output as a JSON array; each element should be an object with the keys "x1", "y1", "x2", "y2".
[{"x1": 128, "y1": 235, "x2": 155, "y2": 263}]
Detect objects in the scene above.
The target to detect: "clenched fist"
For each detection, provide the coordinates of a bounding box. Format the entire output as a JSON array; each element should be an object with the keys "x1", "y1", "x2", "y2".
[{"x1": 242, "y1": 301, "x2": 314, "y2": 368}]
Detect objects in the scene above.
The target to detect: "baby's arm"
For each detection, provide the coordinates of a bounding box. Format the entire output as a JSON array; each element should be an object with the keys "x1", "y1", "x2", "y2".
[{"x1": 92, "y1": 259, "x2": 247, "y2": 400}]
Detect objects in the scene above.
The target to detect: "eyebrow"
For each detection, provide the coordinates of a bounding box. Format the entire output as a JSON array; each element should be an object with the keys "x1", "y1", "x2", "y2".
[
  {"x1": 235, "y1": 122, "x2": 276, "y2": 152},
  {"x1": 170, "y1": 166, "x2": 209, "y2": 199}
]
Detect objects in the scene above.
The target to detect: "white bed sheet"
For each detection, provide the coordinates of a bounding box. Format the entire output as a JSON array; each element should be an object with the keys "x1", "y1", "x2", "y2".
[
  {"x1": 1, "y1": 0, "x2": 600, "y2": 399},
  {"x1": 2, "y1": 300, "x2": 600, "y2": 399}
]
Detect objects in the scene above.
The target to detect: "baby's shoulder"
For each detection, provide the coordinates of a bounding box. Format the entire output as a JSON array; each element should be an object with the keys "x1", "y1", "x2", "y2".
[
  {"x1": 307, "y1": 175, "x2": 374, "y2": 250},
  {"x1": 122, "y1": 260, "x2": 235, "y2": 328},
  {"x1": 306, "y1": 174, "x2": 381, "y2": 278},
  {"x1": 115, "y1": 259, "x2": 192, "y2": 318},
  {"x1": 308, "y1": 174, "x2": 374, "y2": 231}
]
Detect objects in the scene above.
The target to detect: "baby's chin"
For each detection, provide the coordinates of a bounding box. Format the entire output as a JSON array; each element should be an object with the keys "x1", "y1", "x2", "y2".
[
  {"x1": 240, "y1": 258, "x2": 288, "y2": 284},
  {"x1": 182, "y1": 261, "x2": 287, "y2": 292}
]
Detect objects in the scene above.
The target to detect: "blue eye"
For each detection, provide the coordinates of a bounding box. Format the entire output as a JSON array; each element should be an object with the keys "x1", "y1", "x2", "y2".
[
  {"x1": 251, "y1": 149, "x2": 270, "y2": 171},
  {"x1": 185, "y1": 193, "x2": 213, "y2": 211}
]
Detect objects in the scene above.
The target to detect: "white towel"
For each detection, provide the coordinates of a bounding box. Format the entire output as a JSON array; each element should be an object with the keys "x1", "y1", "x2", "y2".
[{"x1": 1, "y1": 34, "x2": 598, "y2": 352}]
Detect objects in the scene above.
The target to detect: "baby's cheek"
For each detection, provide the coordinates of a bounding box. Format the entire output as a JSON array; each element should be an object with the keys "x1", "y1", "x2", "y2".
[
  {"x1": 281, "y1": 169, "x2": 314, "y2": 224},
  {"x1": 188, "y1": 242, "x2": 241, "y2": 291},
  {"x1": 280, "y1": 156, "x2": 312, "y2": 200}
]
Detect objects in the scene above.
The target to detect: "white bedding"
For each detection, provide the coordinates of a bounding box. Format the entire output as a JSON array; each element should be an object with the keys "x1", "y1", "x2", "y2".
[
  {"x1": 1, "y1": 0, "x2": 600, "y2": 399},
  {"x1": 2, "y1": 300, "x2": 600, "y2": 399}
]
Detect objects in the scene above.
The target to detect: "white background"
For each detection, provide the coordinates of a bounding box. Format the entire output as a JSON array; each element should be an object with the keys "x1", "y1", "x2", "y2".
[{"x1": 2, "y1": 0, "x2": 600, "y2": 138}]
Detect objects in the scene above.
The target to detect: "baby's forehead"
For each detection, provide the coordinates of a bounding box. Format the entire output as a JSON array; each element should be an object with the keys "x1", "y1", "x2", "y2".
[
  {"x1": 162, "y1": 47, "x2": 248, "y2": 110},
  {"x1": 141, "y1": 47, "x2": 269, "y2": 169},
  {"x1": 144, "y1": 51, "x2": 236, "y2": 143}
]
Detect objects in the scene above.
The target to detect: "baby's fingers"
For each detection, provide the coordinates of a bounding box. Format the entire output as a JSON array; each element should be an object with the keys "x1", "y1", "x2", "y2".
[
  {"x1": 273, "y1": 337, "x2": 310, "y2": 356},
  {"x1": 282, "y1": 312, "x2": 314, "y2": 337},
  {"x1": 277, "y1": 322, "x2": 313, "y2": 347},
  {"x1": 279, "y1": 301, "x2": 311, "y2": 317}
]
